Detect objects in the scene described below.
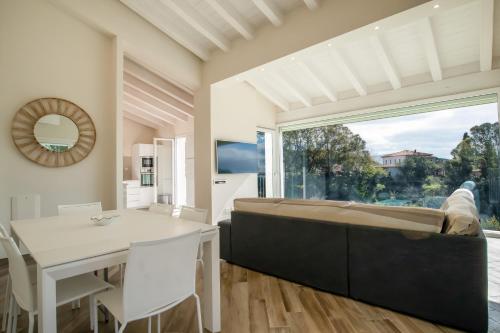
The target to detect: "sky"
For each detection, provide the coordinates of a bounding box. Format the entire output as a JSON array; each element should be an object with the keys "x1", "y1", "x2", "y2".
[{"x1": 345, "y1": 103, "x2": 498, "y2": 160}]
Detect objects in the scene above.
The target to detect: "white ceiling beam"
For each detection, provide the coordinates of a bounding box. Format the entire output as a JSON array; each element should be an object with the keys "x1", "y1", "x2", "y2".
[
  {"x1": 123, "y1": 85, "x2": 188, "y2": 122},
  {"x1": 206, "y1": 0, "x2": 254, "y2": 40},
  {"x1": 123, "y1": 101, "x2": 175, "y2": 127},
  {"x1": 120, "y1": 0, "x2": 210, "y2": 61},
  {"x1": 419, "y1": 17, "x2": 442, "y2": 81},
  {"x1": 369, "y1": 35, "x2": 402, "y2": 89},
  {"x1": 124, "y1": 73, "x2": 193, "y2": 118},
  {"x1": 245, "y1": 78, "x2": 289, "y2": 111},
  {"x1": 124, "y1": 110, "x2": 166, "y2": 129},
  {"x1": 295, "y1": 61, "x2": 337, "y2": 102},
  {"x1": 480, "y1": 0, "x2": 494, "y2": 71},
  {"x1": 303, "y1": 0, "x2": 319, "y2": 10},
  {"x1": 252, "y1": 0, "x2": 283, "y2": 26},
  {"x1": 161, "y1": 0, "x2": 230, "y2": 51},
  {"x1": 124, "y1": 58, "x2": 193, "y2": 107},
  {"x1": 269, "y1": 71, "x2": 312, "y2": 107},
  {"x1": 328, "y1": 47, "x2": 367, "y2": 96}
]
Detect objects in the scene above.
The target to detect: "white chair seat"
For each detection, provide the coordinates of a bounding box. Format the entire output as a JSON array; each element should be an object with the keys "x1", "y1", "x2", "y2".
[
  {"x1": 94, "y1": 288, "x2": 125, "y2": 323},
  {"x1": 53, "y1": 273, "x2": 112, "y2": 309},
  {"x1": 95, "y1": 287, "x2": 189, "y2": 325},
  {"x1": 25, "y1": 273, "x2": 112, "y2": 313}
]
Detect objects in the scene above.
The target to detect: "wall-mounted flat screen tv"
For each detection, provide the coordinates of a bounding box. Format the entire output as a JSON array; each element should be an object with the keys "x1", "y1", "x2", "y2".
[{"x1": 216, "y1": 140, "x2": 258, "y2": 174}]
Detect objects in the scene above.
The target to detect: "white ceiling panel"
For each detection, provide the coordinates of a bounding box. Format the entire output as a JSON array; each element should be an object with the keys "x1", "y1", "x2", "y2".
[
  {"x1": 384, "y1": 22, "x2": 428, "y2": 78},
  {"x1": 340, "y1": 39, "x2": 388, "y2": 87},
  {"x1": 432, "y1": 1, "x2": 481, "y2": 68}
]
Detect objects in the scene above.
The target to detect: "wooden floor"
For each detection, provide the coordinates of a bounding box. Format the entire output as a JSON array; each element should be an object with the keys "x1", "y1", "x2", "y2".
[{"x1": 4, "y1": 238, "x2": 500, "y2": 333}]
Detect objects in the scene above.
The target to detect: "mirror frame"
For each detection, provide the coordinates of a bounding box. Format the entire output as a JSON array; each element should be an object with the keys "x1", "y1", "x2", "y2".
[{"x1": 11, "y1": 98, "x2": 96, "y2": 168}]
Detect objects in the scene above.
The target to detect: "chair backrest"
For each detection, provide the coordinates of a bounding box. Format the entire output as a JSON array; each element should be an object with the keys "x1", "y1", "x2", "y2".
[
  {"x1": 0, "y1": 236, "x2": 35, "y2": 312},
  {"x1": 122, "y1": 230, "x2": 201, "y2": 321},
  {"x1": 58, "y1": 202, "x2": 102, "y2": 216},
  {"x1": 179, "y1": 206, "x2": 208, "y2": 224},
  {"x1": 148, "y1": 203, "x2": 173, "y2": 216},
  {"x1": 11, "y1": 194, "x2": 40, "y2": 220}
]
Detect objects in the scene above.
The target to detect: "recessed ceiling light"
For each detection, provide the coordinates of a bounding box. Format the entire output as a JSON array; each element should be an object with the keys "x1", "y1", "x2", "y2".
[
  {"x1": 260, "y1": 68, "x2": 265, "y2": 72},
  {"x1": 291, "y1": 56, "x2": 296, "y2": 61},
  {"x1": 433, "y1": 4, "x2": 440, "y2": 8},
  {"x1": 327, "y1": 43, "x2": 332, "y2": 47},
  {"x1": 374, "y1": 26, "x2": 380, "y2": 30},
  {"x1": 236, "y1": 77, "x2": 241, "y2": 81}
]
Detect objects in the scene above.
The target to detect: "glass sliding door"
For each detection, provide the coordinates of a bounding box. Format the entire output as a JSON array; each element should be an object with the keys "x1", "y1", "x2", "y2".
[
  {"x1": 257, "y1": 130, "x2": 274, "y2": 198},
  {"x1": 281, "y1": 95, "x2": 500, "y2": 230}
]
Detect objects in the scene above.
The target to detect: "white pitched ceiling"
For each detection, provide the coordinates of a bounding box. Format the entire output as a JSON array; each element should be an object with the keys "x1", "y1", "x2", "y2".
[
  {"x1": 235, "y1": 0, "x2": 499, "y2": 111},
  {"x1": 120, "y1": 0, "x2": 312, "y2": 60},
  {"x1": 123, "y1": 58, "x2": 194, "y2": 128}
]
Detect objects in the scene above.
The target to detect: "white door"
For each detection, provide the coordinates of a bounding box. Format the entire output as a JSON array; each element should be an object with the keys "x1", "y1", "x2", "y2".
[{"x1": 154, "y1": 138, "x2": 175, "y2": 205}]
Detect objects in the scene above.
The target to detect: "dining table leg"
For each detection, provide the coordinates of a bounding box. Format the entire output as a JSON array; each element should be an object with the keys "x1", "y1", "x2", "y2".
[
  {"x1": 202, "y1": 231, "x2": 221, "y2": 332},
  {"x1": 37, "y1": 265, "x2": 57, "y2": 333}
]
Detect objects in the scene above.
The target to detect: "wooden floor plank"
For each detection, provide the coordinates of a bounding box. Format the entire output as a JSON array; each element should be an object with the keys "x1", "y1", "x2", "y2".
[{"x1": 0, "y1": 260, "x2": 480, "y2": 332}]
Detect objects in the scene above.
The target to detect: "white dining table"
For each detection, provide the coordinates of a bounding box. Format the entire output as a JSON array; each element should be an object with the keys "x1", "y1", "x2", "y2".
[{"x1": 10, "y1": 209, "x2": 221, "y2": 333}]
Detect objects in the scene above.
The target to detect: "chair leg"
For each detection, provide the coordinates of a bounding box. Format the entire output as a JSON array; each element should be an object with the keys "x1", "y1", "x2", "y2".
[
  {"x1": 93, "y1": 297, "x2": 99, "y2": 333},
  {"x1": 148, "y1": 317, "x2": 152, "y2": 333},
  {"x1": 119, "y1": 264, "x2": 123, "y2": 287},
  {"x1": 76, "y1": 299, "x2": 81, "y2": 308},
  {"x1": 6, "y1": 296, "x2": 13, "y2": 333},
  {"x1": 194, "y1": 293, "x2": 203, "y2": 333},
  {"x1": 28, "y1": 312, "x2": 34, "y2": 333},
  {"x1": 11, "y1": 301, "x2": 17, "y2": 333},
  {"x1": 2, "y1": 276, "x2": 11, "y2": 332},
  {"x1": 114, "y1": 317, "x2": 119, "y2": 333},
  {"x1": 89, "y1": 296, "x2": 94, "y2": 331},
  {"x1": 157, "y1": 314, "x2": 161, "y2": 333}
]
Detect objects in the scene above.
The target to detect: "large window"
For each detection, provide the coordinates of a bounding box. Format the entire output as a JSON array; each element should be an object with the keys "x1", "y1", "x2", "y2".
[{"x1": 282, "y1": 97, "x2": 500, "y2": 230}]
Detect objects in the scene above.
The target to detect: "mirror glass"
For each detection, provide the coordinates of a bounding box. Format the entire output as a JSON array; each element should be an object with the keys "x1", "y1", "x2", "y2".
[{"x1": 34, "y1": 114, "x2": 79, "y2": 152}]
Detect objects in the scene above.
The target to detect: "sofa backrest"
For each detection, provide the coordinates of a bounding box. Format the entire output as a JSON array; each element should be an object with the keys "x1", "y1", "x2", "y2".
[{"x1": 234, "y1": 198, "x2": 445, "y2": 234}]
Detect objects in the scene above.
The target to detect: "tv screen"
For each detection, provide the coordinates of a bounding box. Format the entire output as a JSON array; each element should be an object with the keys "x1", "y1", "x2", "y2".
[{"x1": 216, "y1": 140, "x2": 258, "y2": 174}]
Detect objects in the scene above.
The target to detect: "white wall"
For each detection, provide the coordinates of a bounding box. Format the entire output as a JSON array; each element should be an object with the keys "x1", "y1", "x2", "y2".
[
  {"x1": 0, "y1": 0, "x2": 115, "y2": 225},
  {"x1": 50, "y1": 0, "x2": 201, "y2": 91},
  {"x1": 211, "y1": 82, "x2": 277, "y2": 222}
]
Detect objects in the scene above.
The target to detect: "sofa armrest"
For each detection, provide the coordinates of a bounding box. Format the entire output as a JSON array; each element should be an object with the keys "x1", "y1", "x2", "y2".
[{"x1": 218, "y1": 219, "x2": 232, "y2": 261}]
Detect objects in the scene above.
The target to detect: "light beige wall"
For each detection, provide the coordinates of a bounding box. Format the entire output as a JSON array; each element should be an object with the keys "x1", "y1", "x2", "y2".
[
  {"x1": 195, "y1": 0, "x2": 428, "y2": 222},
  {"x1": 211, "y1": 82, "x2": 277, "y2": 222},
  {"x1": 50, "y1": 0, "x2": 201, "y2": 90},
  {"x1": 0, "y1": 0, "x2": 115, "y2": 224},
  {"x1": 122, "y1": 118, "x2": 156, "y2": 180}
]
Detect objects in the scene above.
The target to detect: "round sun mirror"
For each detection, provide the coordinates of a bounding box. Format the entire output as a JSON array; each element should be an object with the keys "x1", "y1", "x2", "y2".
[
  {"x1": 34, "y1": 114, "x2": 79, "y2": 152},
  {"x1": 12, "y1": 98, "x2": 96, "y2": 167}
]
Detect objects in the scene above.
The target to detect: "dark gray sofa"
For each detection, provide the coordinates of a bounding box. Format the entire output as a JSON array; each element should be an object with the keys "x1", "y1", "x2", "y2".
[{"x1": 218, "y1": 210, "x2": 488, "y2": 333}]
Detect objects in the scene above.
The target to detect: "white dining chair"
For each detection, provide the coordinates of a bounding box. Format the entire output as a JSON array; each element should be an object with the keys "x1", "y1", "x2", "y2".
[
  {"x1": 179, "y1": 206, "x2": 208, "y2": 269},
  {"x1": 0, "y1": 224, "x2": 35, "y2": 332},
  {"x1": 148, "y1": 203, "x2": 173, "y2": 216},
  {"x1": 57, "y1": 202, "x2": 104, "y2": 307},
  {"x1": 0, "y1": 235, "x2": 113, "y2": 333},
  {"x1": 93, "y1": 230, "x2": 202, "y2": 333},
  {"x1": 57, "y1": 202, "x2": 102, "y2": 216}
]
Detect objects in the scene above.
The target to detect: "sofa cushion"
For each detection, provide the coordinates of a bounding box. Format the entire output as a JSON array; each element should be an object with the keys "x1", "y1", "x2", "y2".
[
  {"x1": 441, "y1": 189, "x2": 480, "y2": 236},
  {"x1": 234, "y1": 198, "x2": 445, "y2": 233}
]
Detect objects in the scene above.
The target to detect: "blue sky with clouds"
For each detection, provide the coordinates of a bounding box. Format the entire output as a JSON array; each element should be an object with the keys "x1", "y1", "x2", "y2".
[{"x1": 346, "y1": 103, "x2": 498, "y2": 159}]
